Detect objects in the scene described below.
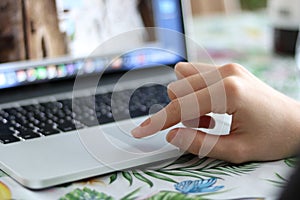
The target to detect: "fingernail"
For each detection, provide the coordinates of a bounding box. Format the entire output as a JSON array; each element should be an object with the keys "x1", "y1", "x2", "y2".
[
  {"x1": 177, "y1": 61, "x2": 188, "y2": 66},
  {"x1": 131, "y1": 127, "x2": 141, "y2": 138},
  {"x1": 131, "y1": 118, "x2": 151, "y2": 138},
  {"x1": 166, "y1": 129, "x2": 178, "y2": 143},
  {"x1": 140, "y1": 118, "x2": 151, "y2": 127}
]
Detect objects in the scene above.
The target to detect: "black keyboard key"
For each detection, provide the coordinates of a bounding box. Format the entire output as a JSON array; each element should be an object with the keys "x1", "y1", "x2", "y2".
[
  {"x1": 40, "y1": 101, "x2": 63, "y2": 109},
  {"x1": 0, "y1": 127, "x2": 15, "y2": 135},
  {"x1": 0, "y1": 134, "x2": 20, "y2": 144},
  {"x1": 97, "y1": 115, "x2": 114, "y2": 124},
  {"x1": 58, "y1": 99, "x2": 72, "y2": 107},
  {"x1": 78, "y1": 116, "x2": 99, "y2": 127},
  {"x1": 57, "y1": 125, "x2": 76, "y2": 132},
  {"x1": 3, "y1": 108, "x2": 19, "y2": 116},
  {"x1": 130, "y1": 109, "x2": 148, "y2": 118},
  {"x1": 34, "y1": 123, "x2": 60, "y2": 135},
  {"x1": 21, "y1": 104, "x2": 43, "y2": 113},
  {"x1": 52, "y1": 110, "x2": 66, "y2": 118},
  {"x1": 56, "y1": 120, "x2": 83, "y2": 132},
  {"x1": 39, "y1": 127, "x2": 60, "y2": 136},
  {"x1": 17, "y1": 130, "x2": 40, "y2": 140},
  {"x1": 0, "y1": 109, "x2": 9, "y2": 117}
]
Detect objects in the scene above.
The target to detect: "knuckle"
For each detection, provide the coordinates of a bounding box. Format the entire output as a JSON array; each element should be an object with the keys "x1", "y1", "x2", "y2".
[
  {"x1": 167, "y1": 83, "x2": 176, "y2": 100},
  {"x1": 221, "y1": 63, "x2": 243, "y2": 76},
  {"x1": 223, "y1": 77, "x2": 245, "y2": 111},
  {"x1": 167, "y1": 99, "x2": 181, "y2": 116},
  {"x1": 223, "y1": 76, "x2": 244, "y2": 101}
]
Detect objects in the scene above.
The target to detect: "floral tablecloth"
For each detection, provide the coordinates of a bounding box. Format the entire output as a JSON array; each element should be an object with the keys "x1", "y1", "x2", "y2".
[
  {"x1": 0, "y1": 155, "x2": 297, "y2": 200},
  {"x1": 1, "y1": 11, "x2": 300, "y2": 200}
]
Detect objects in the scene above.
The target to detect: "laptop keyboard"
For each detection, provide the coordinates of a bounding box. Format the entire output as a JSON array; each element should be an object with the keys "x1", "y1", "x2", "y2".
[{"x1": 0, "y1": 84, "x2": 170, "y2": 144}]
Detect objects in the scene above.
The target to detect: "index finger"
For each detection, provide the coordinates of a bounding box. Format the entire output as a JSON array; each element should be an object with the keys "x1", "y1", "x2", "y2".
[
  {"x1": 175, "y1": 62, "x2": 217, "y2": 79},
  {"x1": 131, "y1": 80, "x2": 226, "y2": 138}
]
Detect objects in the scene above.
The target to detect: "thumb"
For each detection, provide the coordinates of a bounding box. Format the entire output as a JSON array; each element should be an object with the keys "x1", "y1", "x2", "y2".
[{"x1": 166, "y1": 128, "x2": 248, "y2": 164}]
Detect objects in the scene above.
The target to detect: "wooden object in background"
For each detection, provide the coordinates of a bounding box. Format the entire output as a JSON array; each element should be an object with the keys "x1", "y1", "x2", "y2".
[
  {"x1": 190, "y1": 0, "x2": 241, "y2": 15},
  {"x1": 0, "y1": 0, "x2": 67, "y2": 63}
]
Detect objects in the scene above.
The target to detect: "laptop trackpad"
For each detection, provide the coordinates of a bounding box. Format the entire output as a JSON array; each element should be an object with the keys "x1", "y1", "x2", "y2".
[{"x1": 77, "y1": 120, "x2": 178, "y2": 164}]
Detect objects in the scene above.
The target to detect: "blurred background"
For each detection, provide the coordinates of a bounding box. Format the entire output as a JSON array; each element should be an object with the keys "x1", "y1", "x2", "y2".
[
  {"x1": 188, "y1": 0, "x2": 300, "y2": 100},
  {"x1": 0, "y1": 0, "x2": 299, "y2": 99},
  {"x1": 191, "y1": 0, "x2": 267, "y2": 15}
]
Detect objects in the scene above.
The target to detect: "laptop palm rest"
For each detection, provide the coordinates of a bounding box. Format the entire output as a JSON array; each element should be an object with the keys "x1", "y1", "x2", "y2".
[{"x1": 0, "y1": 118, "x2": 180, "y2": 189}]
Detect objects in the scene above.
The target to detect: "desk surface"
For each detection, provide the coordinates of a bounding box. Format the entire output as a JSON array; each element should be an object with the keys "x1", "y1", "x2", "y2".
[{"x1": 1, "y1": 11, "x2": 299, "y2": 200}]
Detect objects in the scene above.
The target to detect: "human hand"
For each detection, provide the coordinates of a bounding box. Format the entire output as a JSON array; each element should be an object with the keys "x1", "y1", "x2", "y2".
[{"x1": 131, "y1": 62, "x2": 300, "y2": 163}]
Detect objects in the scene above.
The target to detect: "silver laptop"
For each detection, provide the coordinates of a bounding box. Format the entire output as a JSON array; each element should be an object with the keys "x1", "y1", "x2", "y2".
[{"x1": 0, "y1": 0, "x2": 192, "y2": 189}]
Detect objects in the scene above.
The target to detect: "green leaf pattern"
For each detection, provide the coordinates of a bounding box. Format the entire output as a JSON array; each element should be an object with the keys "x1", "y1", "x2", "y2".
[
  {"x1": 109, "y1": 172, "x2": 118, "y2": 184},
  {"x1": 132, "y1": 170, "x2": 154, "y2": 187},
  {"x1": 59, "y1": 187, "x2": 114, "y2": 200},
  {"x1": 267, "y1": 157, "x2": 298, "y2": 187},
  {"x1": 122, "y1": 171, "x2": 133, "y2": 186},
  {"x1": 112, "y1": 154, "x2": 260, "y2": 187}
]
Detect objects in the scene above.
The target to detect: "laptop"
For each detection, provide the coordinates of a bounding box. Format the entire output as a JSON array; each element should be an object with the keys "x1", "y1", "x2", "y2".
[{"x1": 0, "y1": 0, "x2": 193, "y2": 189}]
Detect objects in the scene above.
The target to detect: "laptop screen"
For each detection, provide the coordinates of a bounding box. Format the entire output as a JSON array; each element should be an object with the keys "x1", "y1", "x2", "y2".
[{"x1": 0, "y1": 0, "x2": 186, "y2": 90}]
